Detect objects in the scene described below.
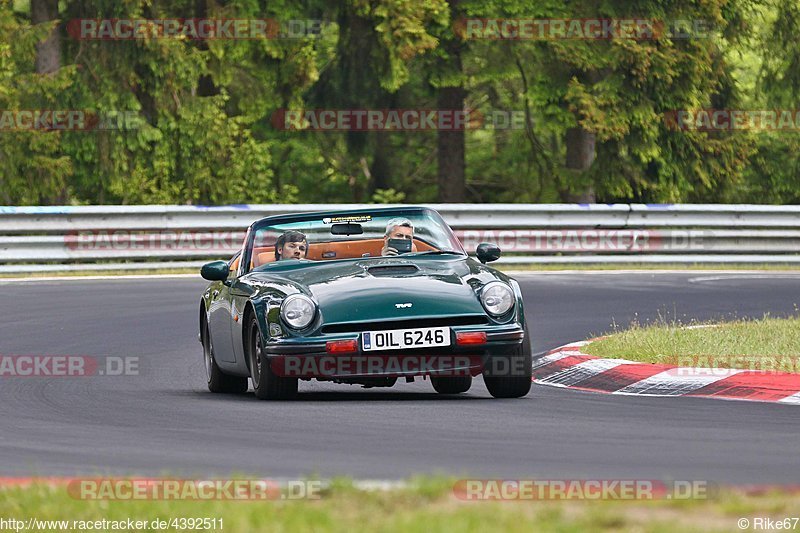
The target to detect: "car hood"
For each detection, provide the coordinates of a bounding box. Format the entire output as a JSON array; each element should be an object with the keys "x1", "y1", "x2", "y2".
[{"x1": 262, "y1": 256, "x2": 502, "y2": 324}]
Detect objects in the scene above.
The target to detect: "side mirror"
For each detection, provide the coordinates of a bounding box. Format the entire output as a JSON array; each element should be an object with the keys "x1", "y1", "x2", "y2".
[
  {"x1": 201, "y1": 260, "x2": 229, "y2": 281},
  {"x1": 476, "y1": 242, "x2": 501, "y2": 264}
]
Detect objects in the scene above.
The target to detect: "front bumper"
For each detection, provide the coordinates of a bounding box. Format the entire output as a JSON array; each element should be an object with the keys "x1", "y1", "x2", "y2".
[{"x1": 264, "y1": 324, "x2": 524, "y2": 378}]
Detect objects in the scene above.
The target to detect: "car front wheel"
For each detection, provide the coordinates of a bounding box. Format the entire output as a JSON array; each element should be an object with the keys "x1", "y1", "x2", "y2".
[
  {"x1": 483, "y1": 324, "x2": 532, "y2": 398},
  {"x1": 248, "y1": 316, "x2": 298, "y2": 400}
]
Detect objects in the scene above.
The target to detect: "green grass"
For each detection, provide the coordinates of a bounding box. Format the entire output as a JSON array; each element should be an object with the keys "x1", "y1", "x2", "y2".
[
  {"x1": 2, "y1": 478, "x2": 799, "y2": 532},
  {"x1": 584, "y1": 315, "x2": 800, "y2": 370}
]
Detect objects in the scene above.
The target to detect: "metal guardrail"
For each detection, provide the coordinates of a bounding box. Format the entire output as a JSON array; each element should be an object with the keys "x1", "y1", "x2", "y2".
[
  {"x1": 3, "y1": 203, "x2": 800, "y2": 231},
  {"x1": 0, "y1": 204, "x2": 799, "y2": 272}
]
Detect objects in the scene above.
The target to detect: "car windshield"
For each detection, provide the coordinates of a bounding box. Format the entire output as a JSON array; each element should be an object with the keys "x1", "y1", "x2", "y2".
[{"x1": 246, "y1": 209, "x2": 465, "y2": 269}]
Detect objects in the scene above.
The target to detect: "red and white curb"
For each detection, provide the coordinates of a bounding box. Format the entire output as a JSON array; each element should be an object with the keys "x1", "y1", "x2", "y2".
[{"x1": 534, "y1": 341, "x2": 800, "y2": 404}]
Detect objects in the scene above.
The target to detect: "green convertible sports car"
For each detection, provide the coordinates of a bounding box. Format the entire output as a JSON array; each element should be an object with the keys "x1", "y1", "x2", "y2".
[{"x1": 198, "y1": 206, "x2": 531, "y2": 400}]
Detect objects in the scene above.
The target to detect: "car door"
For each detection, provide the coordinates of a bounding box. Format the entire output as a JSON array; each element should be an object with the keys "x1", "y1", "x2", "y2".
[{"x1": 228, "y1": 277, "x2": 257, "y2": 368}]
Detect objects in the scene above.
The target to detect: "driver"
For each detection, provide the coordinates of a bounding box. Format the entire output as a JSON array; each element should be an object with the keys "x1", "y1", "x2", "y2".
[
  {"x1": 381, "y1": 218, "x2": 418, "y2": 256},
  {"x1": 275, "y1": 230, "x2": 309, "y2": 260}
]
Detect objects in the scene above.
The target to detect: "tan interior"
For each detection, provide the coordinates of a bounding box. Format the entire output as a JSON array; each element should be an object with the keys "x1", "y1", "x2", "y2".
[{"x1": 248, "y1": 238, "x2": 435, "y2": 269}]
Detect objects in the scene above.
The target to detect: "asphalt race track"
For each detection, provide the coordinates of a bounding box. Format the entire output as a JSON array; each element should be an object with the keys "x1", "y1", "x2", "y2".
[{"x1": 1, "y1": 271, "x2": 799, "y2": 484}]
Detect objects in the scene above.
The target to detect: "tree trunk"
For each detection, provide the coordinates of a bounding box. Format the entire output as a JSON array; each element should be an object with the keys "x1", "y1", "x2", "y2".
[
  {"x1": 564, "y1": 126, "x2": 596, "y2": 202},
  {"x1": 370, "y1": 138, "x2": 392, "y2": 193},
  {"x1": 195, "y1": 0, "x2": 219, "y2": 97},
  {"x1": 436, "y1": 0, "x2": 466, "y2": 203},
  {"x1": 437, "y1": 86, "x2": 466, "y2": 202},
  {"x1": 31, "y1": 0, "x2": 60, "y2": 74}
]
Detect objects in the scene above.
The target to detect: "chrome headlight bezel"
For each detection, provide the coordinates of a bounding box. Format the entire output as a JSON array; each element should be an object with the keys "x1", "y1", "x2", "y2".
[
  {"x1": 480, "y1": 281, "x2": 515, "y2": 317},
  {"x1": 280, "y1": 294, "x2": 317, "y2": 329}
]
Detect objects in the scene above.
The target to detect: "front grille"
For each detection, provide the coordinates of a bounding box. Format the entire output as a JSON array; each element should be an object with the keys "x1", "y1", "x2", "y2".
[{"x1": 321, "y1": 315, "x2": 488, "y2": 334}]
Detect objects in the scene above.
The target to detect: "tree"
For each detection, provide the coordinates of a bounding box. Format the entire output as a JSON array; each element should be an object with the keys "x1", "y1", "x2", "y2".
[
  {"x1": 1, "y1": 0, "x2": 795, "y2": 206},
  {"x1": 0, "y1": 0, "x2": 73, "y2": 204},
  {"x1": 31, "y1": 0, "x2": 60, "y2": 74},
  {"x1": 456, "y1": 0, "x2": 759, "y2": 202},
  {"x1": 435, "y1": 0, "x2": 466, "y2": 202}
]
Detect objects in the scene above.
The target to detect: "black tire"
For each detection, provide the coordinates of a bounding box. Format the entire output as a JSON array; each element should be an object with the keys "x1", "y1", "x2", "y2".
[
  {"x1": 248, "y1": 316, "x2": 298, "y2": 400},
  {"x1": 202, "y1": 320, "x2": 248, "y2": 394},
  {"x1": 431, "y1": 375, "x2": 472, "y2": 394},
  {"x1": 483, "y1": 323, "x2": 532, "y2": 398}
]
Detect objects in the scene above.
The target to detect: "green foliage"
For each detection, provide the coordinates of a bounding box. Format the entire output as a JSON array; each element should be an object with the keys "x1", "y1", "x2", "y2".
[
  {"x1": 0, "y1": 0, "x2": 796, "y2": 205},
  {"x1": 0, "y1": 2, "x2": 75, "y2": 203},
  {"x1": 371, "y1": 187, "x2": 406, "y2": 203}
]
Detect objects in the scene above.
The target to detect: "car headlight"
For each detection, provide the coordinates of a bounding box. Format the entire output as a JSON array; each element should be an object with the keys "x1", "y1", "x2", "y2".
[
  {"x1": 280, "y1": 294, "x2": 316, "y2": 329},
  {"x1": 480, "y1": 282, "x2": 515, "y2": 316}
]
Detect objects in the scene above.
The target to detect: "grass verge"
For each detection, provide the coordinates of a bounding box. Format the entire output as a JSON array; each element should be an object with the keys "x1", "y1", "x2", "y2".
[
  {"x1": 583, "y1": 315, "x2": 800, "y2": 370},
  {"x1": 1, "y1": 477, "x2": 799, "y2": 532}
]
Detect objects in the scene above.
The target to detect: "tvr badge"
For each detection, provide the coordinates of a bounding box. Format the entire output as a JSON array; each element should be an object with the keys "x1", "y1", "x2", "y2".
[{"x1": 395, "y1": 303, "x2": 413, "y2": 309}]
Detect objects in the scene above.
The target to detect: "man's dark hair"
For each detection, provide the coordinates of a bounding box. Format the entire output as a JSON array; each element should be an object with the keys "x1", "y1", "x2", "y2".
[{"x1": 274, "y1": 231, "x2": 308, "y2": 260}]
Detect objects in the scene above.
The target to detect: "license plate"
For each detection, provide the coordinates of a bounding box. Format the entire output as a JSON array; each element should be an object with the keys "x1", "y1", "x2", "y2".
[{"x1": 362, "y1": 327, "x2": 450, "y2": 352}]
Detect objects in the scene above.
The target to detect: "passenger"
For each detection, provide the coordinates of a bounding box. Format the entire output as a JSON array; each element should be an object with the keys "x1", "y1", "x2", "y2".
[
  {"x1": 275, "y1": 230, "x2": 309, "y2": 260},
  {"x1": 381, "y1": 218, "x2": 417, "y2": 256}
]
